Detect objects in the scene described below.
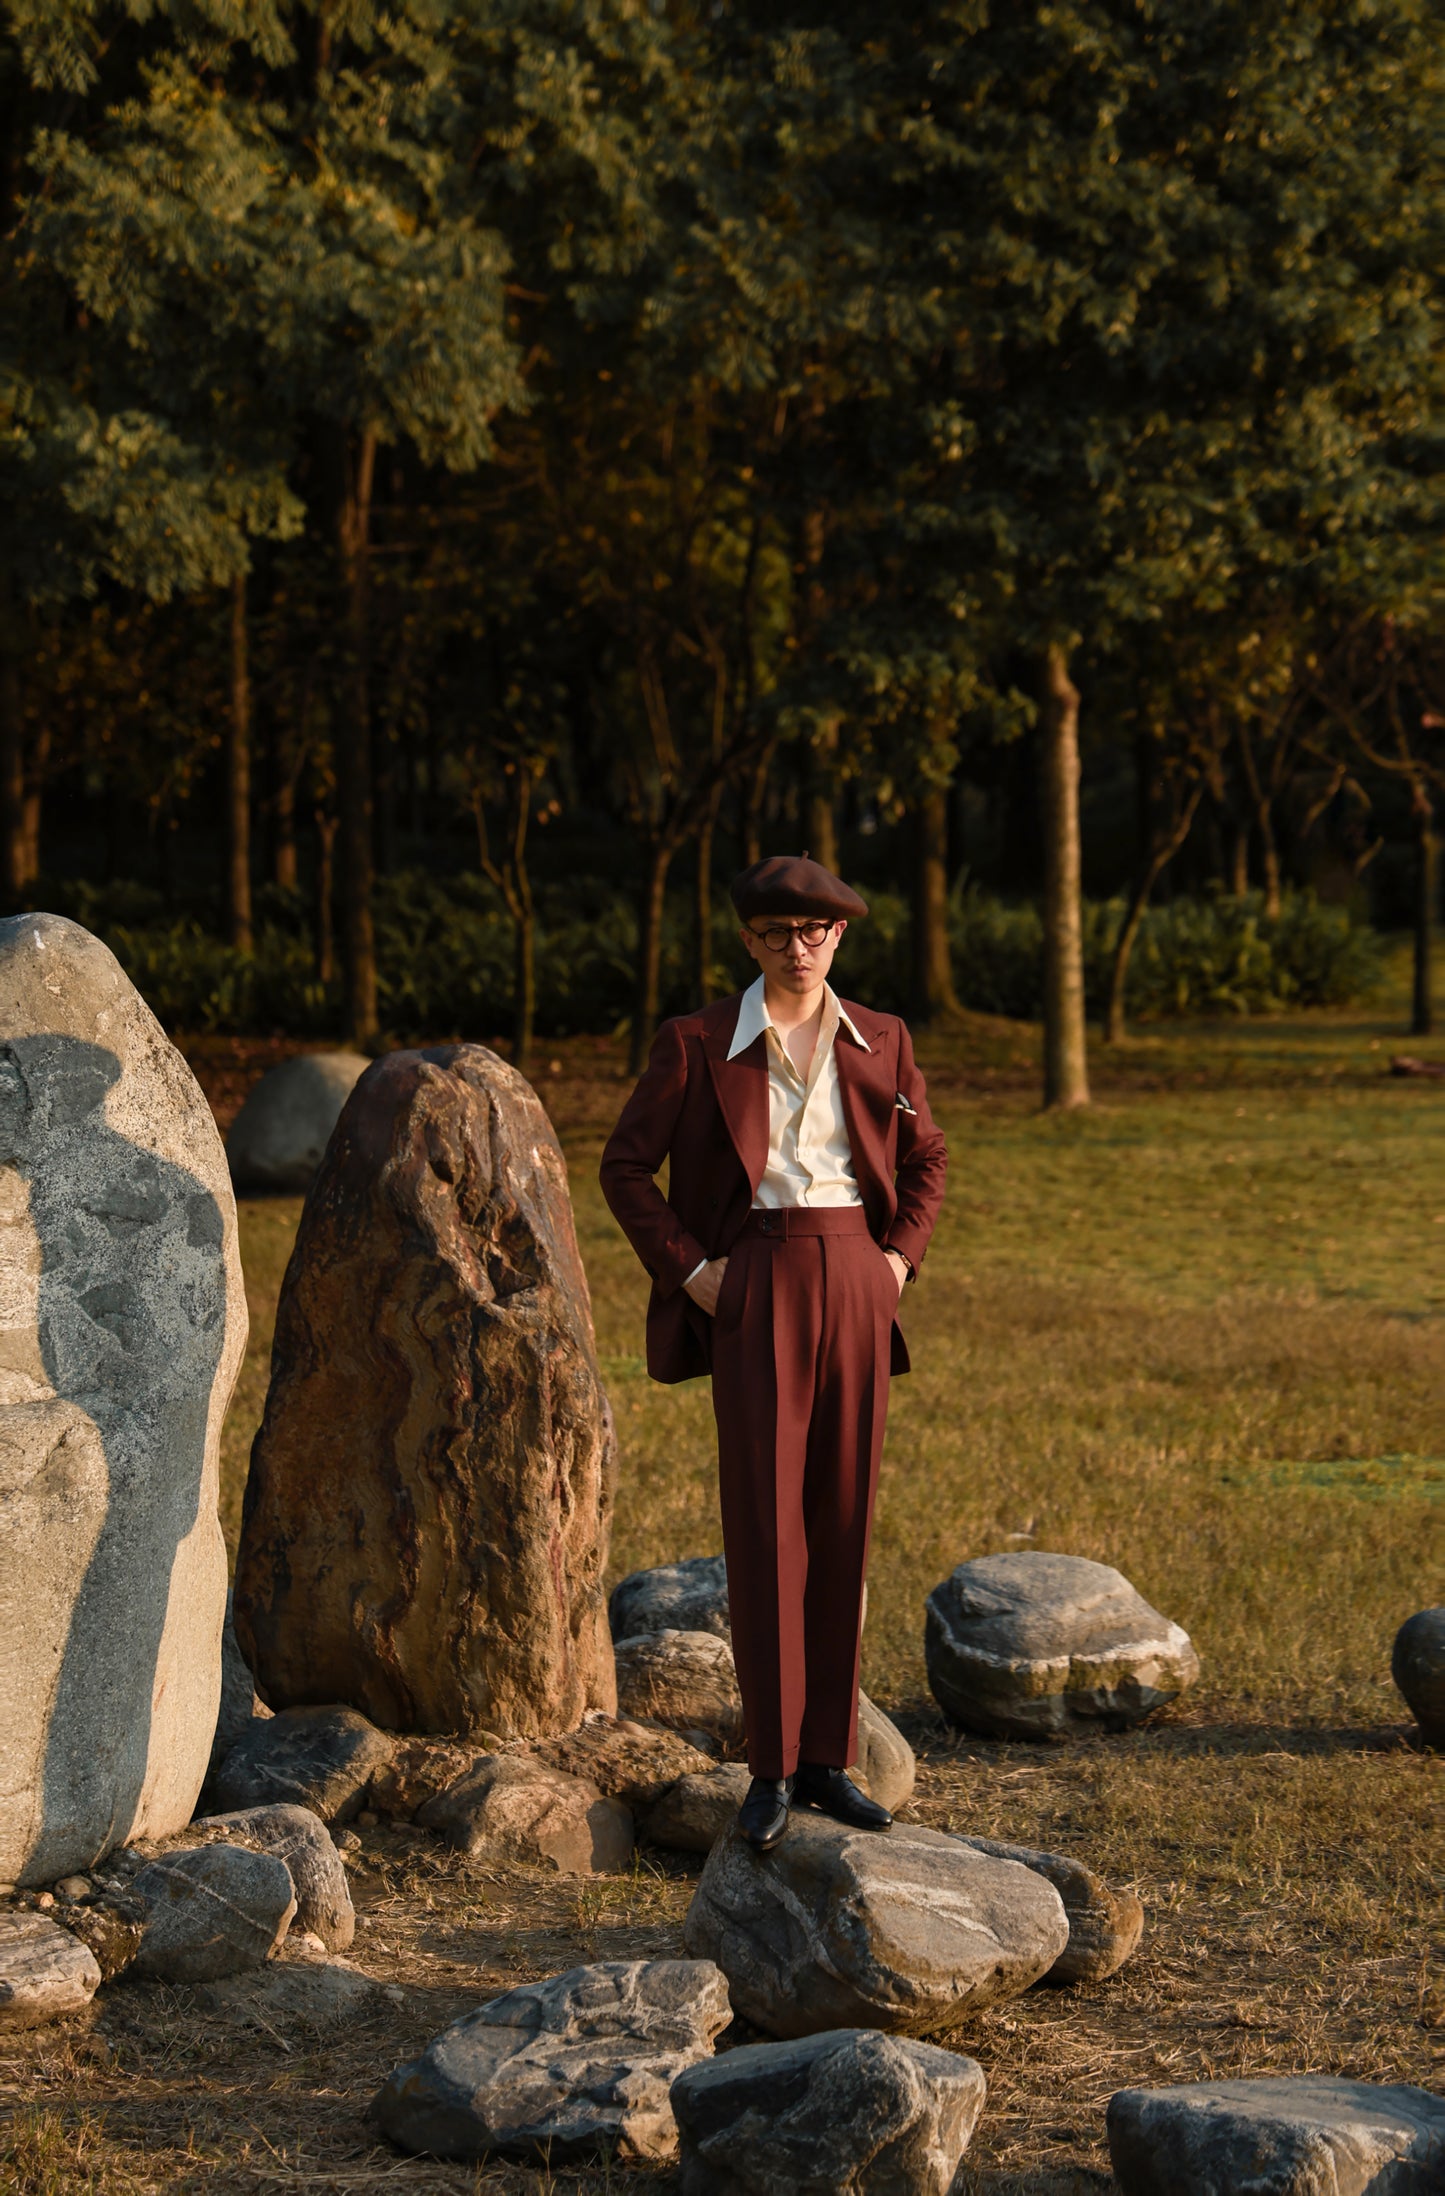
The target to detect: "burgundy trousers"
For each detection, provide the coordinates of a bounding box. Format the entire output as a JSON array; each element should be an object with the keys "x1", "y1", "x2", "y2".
[{"x1": 710, "y1": 1206, "x2": 896, "y2": 1779}]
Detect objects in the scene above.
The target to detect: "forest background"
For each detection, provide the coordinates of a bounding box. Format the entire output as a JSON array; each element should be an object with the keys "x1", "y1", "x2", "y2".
[{"x1": 3, "y1": 0, "x2": 1444, "y2": 1103}]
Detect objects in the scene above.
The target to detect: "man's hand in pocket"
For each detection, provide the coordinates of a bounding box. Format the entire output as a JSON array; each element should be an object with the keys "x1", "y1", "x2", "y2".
[{"x1": 684, "y1": 1257, "x2": 729, "y2": 1316}]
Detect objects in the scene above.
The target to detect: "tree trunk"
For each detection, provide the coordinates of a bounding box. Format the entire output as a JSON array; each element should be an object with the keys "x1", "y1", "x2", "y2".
[
  {"x1": 910, "y1": 781, "x2": 961, "y2": 1022},
  {"x1": 0, "y1": 627, "x2": 25, "y2": 903},
  {"x1": 274, "y1": 764, "x2": 298, "y2": 891},
  {"x1": 336, "y1": 426, "x2": 379, "y2": 1043},
  {"x1": 314, "y1": 808, "x2": 338, "y2": 986},
  {"x1": 227, "y1": 573, "x2": 254, "y2": 952},
  {"x1": 1230, "y1": 815, "x2": 1250, "y2": 897},
  {"x1": 19, "y1": 724, "x2": 47, "y2": 886},
  {"x1": 1038, "y1": 645, "x2": 1090, "y2": 1108},
  {"x1": 742, "y1": 746, "x2": 772, "y2": 866},
  {"x1": 695, "y1": 789, "x2": 720, "y2": 1005},
  {"x1": 1259, "y1": 818, "x2": 1282, "y2": 919},
  {"x1": 1411, "y1": 783, "x2": 1435, "y2": 1037},
  {"x1": 1104, "y1": 779, "x2": 1204, "y2": 1044},
  {"x1": 806, "y1": 722, "x2": 839, "y2": 872},
  {"x1": 631, "y1": 841, "x2": 673, "y2": 1074}
]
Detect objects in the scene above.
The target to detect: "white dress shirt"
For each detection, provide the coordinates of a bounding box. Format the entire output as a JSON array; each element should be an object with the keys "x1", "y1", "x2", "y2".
[{"x1": 684, "y1": 976, "x2": 869, "y2": 1284}]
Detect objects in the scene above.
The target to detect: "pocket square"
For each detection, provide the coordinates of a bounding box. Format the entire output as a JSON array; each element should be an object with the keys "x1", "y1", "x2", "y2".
[{"x1": 894, "y1": 1093, "x2": 917, "y2": 1115}]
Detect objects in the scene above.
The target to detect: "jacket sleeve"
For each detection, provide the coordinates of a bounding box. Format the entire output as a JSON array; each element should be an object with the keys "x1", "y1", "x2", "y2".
[
  {"x1": 883, "y1": 1019, "x2": 947, "y2": 1276},
  {"x1": 599, "y1": 1018, "x2": 710, "y2": 1297}
]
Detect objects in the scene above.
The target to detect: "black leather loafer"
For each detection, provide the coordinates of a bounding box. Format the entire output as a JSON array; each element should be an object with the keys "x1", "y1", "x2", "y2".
[
  {"x1": 737, "y1": 1775, "x2": 793, "y2": 1852},
  {"x1": 793, "y1": 1763, "x2": 892, "y2": 1831}
]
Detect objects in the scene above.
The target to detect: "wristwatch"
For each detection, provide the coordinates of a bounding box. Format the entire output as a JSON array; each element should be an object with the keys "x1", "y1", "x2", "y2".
[{"x1": 885, "y1": 1245, "x2": 915, "y2": 1281}]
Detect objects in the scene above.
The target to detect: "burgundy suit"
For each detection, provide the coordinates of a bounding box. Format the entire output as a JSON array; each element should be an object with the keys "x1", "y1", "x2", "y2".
[{"x1": 600, "y1": 990, "x2": 947, "y2": 1776}]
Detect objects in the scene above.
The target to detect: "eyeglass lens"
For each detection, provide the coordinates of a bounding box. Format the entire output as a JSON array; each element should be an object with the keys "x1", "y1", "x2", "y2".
[{"x1": 758, "y1": 921, "x2": 831, "y2": 950}]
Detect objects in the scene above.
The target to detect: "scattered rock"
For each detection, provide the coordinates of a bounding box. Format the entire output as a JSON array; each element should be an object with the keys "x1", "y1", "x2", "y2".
[
  {"x1": 534, "y1": 1718, "x2": 719, "y2": 1812},
  {"x1": 643, "y1": 1767, "x2": 751, "y2": 1854},
  {"x1": 951, "y1": 1835, "x2": 1142, "y2": 1983},
  {"x1": 610, "y1": 1556, "x2": 731, "y2": 1642},
  {"x1": 0, "y1": 1911, "x2": 101, "y2": 2027},
  {"x1": 212, "y1": 1705, "x2": 394, "y2": 1825},
  {"x1": 925, "y1": 1552, "x2": 1200, "y2": 1737},
  {"x1": 56, "y1": 1897, "x2": 145, "y2": 1982},
  {"x1": 671, "y1": 2026, "x2": 986, "y2": 2195},
  {"x1": 1391, "y1": 1606, "x2": 1445, "y2": 1745},
  {"x1": 130, "y1": 1844, "x2": 296, "y2": 1982},
  {"x1": 683, "y1": 1813, "x2": 1068, "y2": 2038},
  {"x1": 0, "y1": 914, "x2": 247, "y2": 1886},
  {"x1": 614, "y1": 1631, "x2": 745, "y2": 1751},
  {"x1": 53, "y1": 1876, "x2": 90, "y2": 1901},
  {"x1": 853, "y1": 1693, "x2": 915, "y2": 1813},
  {"x1": 370, "y1": 1958, "x2": 732, "y2": 2163},
  {"x1": 224, "y1": 1051, "x2": 370, "y2": 1194},
  {"x1": 193, "y1": 1803, "x2": 354, "y2": 1951},
  {"x1": 209, "y1": 1588, "x2": 272, "y2": 1780},
  {"x1": 1107, "y1": 2076, "x2": 1445, "y2": 2194},
  {"x1": 193, "y1": 1940, "x2": 387, "y2": 2031},
  {"x1": 365, "y1": 1736, "x2": 480, "y2": 1821},
  {"x1": 235, "y1": 1043, "x2": 618, "y2": 1740},
  {"x1": 417, "y1": 1756, "x2": 633, "y2": 1875}
]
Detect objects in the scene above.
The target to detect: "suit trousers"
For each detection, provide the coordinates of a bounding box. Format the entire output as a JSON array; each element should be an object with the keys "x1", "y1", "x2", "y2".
[{"x1": 710, "y1": 1205, "x2": 895, "y2": 1779}]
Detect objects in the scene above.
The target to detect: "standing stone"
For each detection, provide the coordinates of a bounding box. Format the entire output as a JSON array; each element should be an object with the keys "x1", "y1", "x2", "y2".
[
  {"x1": 130, "y1": 1843, "x2": 296, "y2": 1982},
  {"x1": 0, "y1": 915, "x2": 246, "y2": 1887},
  {"x1": 671, "y1": 2028, "x2": 986, "y2": 2196},
  {"x1": 1107, "y1": 2077, "x2": 1445, "y2": 2195},
  {"x1": 614, "y1": 1631, "x2": 745, "y2": 1751},
  {"x1": 370, "y1": 1959, "x2": 732, "y2": 2164},
  {"x1": 1391, "y1": 1607, "x2": 1445, "y2": 1745},
  {"x1": 683, "y1": 1814, "x2": 1068, "y2": 2039},
  {"x1": 235, "y1": 1044, "x2": 616, "y2": 1739},
  {"x1": 0, "y1": 1911, "x2": 101, "y2": 2028},
  {"x1": 610, "y1": 1557, "x2": 731, "y2": 1642},
  {"x1": 225, "y1": 1051, "x2": 370, "y2": 1193},
  {"x1": 925, "y1": 1552, "x2": 1199, "y2": 1737}
]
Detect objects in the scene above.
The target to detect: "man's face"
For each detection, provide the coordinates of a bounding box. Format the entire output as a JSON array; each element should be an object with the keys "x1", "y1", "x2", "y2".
[{"x1": 739, "y1": 912, "x2": 846, "y2": 999}]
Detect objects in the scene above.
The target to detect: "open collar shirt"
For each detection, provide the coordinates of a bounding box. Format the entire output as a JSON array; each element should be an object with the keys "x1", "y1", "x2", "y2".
[{"x1": 729, "y1": 974, "x2": 869, "y2": 1210}]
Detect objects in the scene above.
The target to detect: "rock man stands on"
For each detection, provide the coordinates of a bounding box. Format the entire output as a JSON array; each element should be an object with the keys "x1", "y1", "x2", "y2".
[{"x1": 600, "y1": 856, "x2": 947, "y2": 1852}]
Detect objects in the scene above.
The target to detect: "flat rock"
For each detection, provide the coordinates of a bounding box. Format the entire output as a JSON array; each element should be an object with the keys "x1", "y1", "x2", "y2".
[
  {"x1": 193, "y1": 1941, "x2": 387, "y2": 2031},
  {"x1": 1107, "y1": 2076, "x2": 1445, "y2": 2195},
  {"x1": 225, "y1": 1051, "x2": 370, "y2": 1194},
  {"x1": 682, "y1": 1812, "x2": 1068, "y2": 2039},
  {"x1": 952, "y1": 1834, "x2": 1142, "y2": 1983},
  {"x1": 614, "y1": 1630, "x2": 744, "y2": 1751},
  {"x1": 208, "y1": 1588, "x2": 272, "y2": 1779},
  {"x1": 235, "y1": 1044, "x2": 617, "y2": 1740},
  {"x1": 925, "y1": 1552, "x2": 1200, "y2": 1737},
  {"x1": 610, "y1": 1557, "x2": 731, "y2": 1642},
  {"x1": 534, "y1": 1718, "x2": 719, "y2": 1812},
  {"x1": 0, "y1": 915, "x2": 246, "y2": 1885},
  {"x1": 212, "y1": 1705, "x2": 394, "y2": 1824},
  {"x1": 417, "y1": 1755, "x2": 633, "y2": 1875},
  {"x1": 371, "y1": 1958, "x2": 732, "y2": 2163},
  {"x1": 0, "y1": 1911, "x2": 101, "y2": 2027},
  {"x1": 854, "y1": 1693, "x2": 915, "y2": 1813},
  {"x1": 367, "y1": 1736, "x2": 480, "y2": 1821},
  {"x1": 643, "y1": 1766, "x2": 751, "y2": 1854},
  {"x1": 1391, "y1": 1606, "x2": 1445, "y2": 1744},
  {"x1": 193, "y1": 1803, "x2": 354, "y2": 1950},
  {"x1": 671, "y1": 2027, "x2": 986, "y2": 2195},
  {"x1": 130, "y1": 1843, "x2": 296, "y2": 1982}
]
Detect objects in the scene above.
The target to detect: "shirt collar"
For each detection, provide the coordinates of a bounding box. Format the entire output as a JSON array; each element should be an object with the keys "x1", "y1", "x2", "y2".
[{"x1": 727, "y1": 975, "x2": 871, "y2": 1060}]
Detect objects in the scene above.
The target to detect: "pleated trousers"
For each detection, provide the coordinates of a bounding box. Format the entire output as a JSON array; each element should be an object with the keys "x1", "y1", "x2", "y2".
[{"x1": 710, "y1": 1205, "x2": 895, "y2": 1778}]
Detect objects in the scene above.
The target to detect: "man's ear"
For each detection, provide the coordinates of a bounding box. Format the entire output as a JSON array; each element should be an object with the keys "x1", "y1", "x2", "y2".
[{"x1": 835, "y1": 921, "x2": 848, "y2": 943}]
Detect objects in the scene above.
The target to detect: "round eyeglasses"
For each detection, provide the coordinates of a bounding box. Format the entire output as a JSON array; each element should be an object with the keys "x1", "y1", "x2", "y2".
[{"x1": 746, "y1": 919, "x2": 835, "y2": 952}]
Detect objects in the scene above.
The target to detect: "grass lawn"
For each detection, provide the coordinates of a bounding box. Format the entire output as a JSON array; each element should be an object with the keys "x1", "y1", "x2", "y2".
[{"x1": 5, "y1": 975, "x2": 1440, "y2": 2194}]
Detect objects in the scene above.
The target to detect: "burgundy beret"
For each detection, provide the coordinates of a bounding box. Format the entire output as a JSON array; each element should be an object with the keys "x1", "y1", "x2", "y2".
[{"x1": 730, "y1": 855, "x2": 868, "y2": 922}]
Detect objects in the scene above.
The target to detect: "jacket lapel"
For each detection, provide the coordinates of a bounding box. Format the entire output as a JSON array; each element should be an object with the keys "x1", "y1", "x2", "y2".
[
  {"x1": 834, "y1": 1018, "x2": 892, "y2": 1227},
  {"x1": 702, "y1": 1004, "x2": 770, "y2": 1194}
]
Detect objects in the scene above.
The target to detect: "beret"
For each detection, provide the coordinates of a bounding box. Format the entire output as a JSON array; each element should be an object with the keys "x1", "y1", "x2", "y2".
[{"x1": 730, "y1": 854, "x2": 868, "y2": 922}]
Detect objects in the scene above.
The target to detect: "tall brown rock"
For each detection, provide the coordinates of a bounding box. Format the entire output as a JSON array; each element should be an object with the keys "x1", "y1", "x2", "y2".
[{"x1": 234, "y1": 1045, "x2": 617, "y2": 1739}]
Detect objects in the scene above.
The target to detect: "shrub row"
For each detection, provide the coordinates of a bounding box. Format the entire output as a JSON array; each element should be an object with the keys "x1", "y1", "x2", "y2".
[{"x1": 53, "y1": 875, "x2": 1381, "y2": 1038}]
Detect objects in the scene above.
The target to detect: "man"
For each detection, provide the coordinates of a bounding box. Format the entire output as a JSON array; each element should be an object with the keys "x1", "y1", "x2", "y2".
[{"x1": 600, "y1": 854, "x2": 947, "y2": 1851}]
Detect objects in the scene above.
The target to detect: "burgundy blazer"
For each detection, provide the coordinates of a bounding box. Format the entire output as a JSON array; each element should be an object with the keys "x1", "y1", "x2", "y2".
[{"x1": 599, "y1": 991, "x2": 948, "y2": 1384}]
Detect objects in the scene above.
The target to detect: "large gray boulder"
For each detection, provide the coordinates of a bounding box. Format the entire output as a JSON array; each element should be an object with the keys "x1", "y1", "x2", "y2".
[
  {"x1": 671, "y1": 2028, "x2": 986, "y2": 2196},
  {"x1": 193, "y1": 1802, "x2": 354, "y2": 1950},
  {"x1": 1107, "y1": 2077, "x2": 1445, "y2": 2194},
  {"x1": 225, "y1": 1051, "x2": 370, "y2": 1194},
  {"x1": 417, "y1": 1754, "x2": 633, "y2": 1876},
  {"x1": 1391, "y1": 1606, "x2": 1445, "y2": 1745},
  {"x1": 613, "y1": 1630, "x2": 745, "y2": 1750},
  {"x1": 130, "y1": 1843, "x2": 296, "y2": 1983},
  {"x1": 610, "y1": 1557, "x2": 731, "y2": 1642},
  {"x1": 951, "y1": 1834, "x2": 1143, "y2": 1984},
  {"x1": 643, "y1": 1766, "x2": 751, "y2": 1854},
  {"x1": 682, "y1": 1813, "x2": 1068, "y2": 2039},
  {"x1": 0, "y1": 915, "x2": 246, "y2": 1887},
  {"x1": 0, "y1": 1911, "x2": 101, "y2": 2028},
  {"x1": 925, "y1": 1552, "x2": 1199, "y2": 1737},
  {"x1": 370, "y1": 1959, "x2": 732, "y2": 2164}
]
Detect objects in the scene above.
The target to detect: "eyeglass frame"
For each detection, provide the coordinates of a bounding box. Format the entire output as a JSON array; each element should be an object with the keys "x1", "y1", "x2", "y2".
[{"x1": 741, "y1": 918, "x2": 842, "y2": 952}]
